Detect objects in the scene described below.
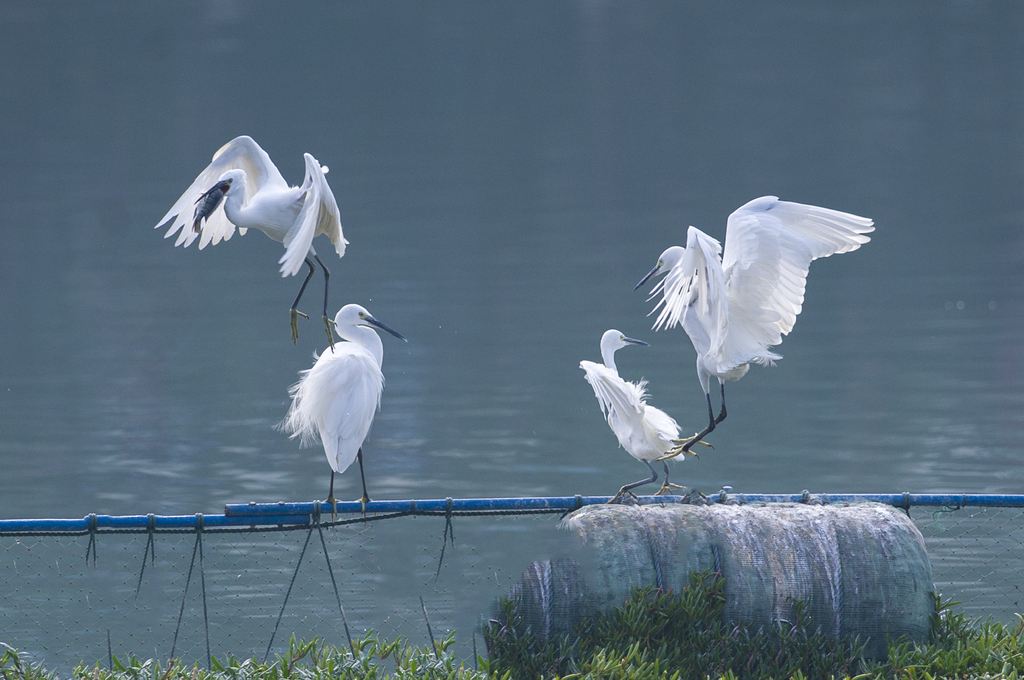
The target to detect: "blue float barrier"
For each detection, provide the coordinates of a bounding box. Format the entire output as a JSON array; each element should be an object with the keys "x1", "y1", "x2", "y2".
[
  {"x1": 0, "y1": 513, "x2": 311, "y2": 533},
  {"x1": 0, "y1": 493, "x2": 1019, "y2": 534},
  {"x1": 222, "y1": 493, "x2": 1024, "y2": 517}
]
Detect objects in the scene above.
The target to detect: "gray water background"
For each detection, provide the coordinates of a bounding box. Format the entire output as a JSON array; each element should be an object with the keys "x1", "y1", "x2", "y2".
[{"x1": 1, "y1": 0, "x2": 1023, "y2": 668}]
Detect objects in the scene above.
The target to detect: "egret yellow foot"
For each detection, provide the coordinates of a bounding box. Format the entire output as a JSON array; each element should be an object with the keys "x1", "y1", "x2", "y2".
[
  {"x1": 659, "y1": 436, "x2": 713, "y2": 461},
  {"x1": 655, "y1": 481, "x2": 685, "y2": 496},
  {"x1": 290, "y1": 308, "x2": 309, "y2": 343},
  {"x1": 358, "y1": 494, "x2": 371, "y2": 517},
  {"x1": 323, "y1": 315, "x2": 337, "y2": 351}
]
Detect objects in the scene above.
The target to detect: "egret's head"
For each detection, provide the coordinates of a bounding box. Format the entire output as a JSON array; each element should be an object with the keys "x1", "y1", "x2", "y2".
[
  {"x1": 197, "y1": 171, "x2": 238, "y2": 203},
  {"x1": 332, "y1": 304, "x2": 407, "y2": 342},
  {"x1": 215, "y1": 169, "x2": 244, "y2": 193},
  {"x1": 599, "y1": 328, "x2": 648, "y2": 369},
  {"x1": 634, "y1": 246, "x2": 685, "y2": 290},
  {"x1": 601, "y1": 329, "x2": 649, "y2": 353}
]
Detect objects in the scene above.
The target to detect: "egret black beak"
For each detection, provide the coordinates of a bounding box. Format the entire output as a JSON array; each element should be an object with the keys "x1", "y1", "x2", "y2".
[
  {"x1": 634, "y1": 264, "x2": 661, "y2": 291},
  {"x1": 623, "y1": 337, "x2": 649, "y2": 347},
  {"x1": 364, "y1": 316, "x2": 407, "y2": 342}
]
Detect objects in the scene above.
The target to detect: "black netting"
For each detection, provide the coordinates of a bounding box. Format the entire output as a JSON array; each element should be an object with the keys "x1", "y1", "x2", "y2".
[{"x1": 0, "y1": 512, "x2": 567, "y2": 671}]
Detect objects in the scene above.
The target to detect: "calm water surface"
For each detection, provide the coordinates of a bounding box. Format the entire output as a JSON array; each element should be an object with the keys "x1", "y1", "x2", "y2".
[{"x1": 1, "y1": 0, "x2": 1022, "y2": 667}]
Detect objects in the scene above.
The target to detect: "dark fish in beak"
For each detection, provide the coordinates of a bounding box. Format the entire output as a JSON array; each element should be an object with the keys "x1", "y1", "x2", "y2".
[{"x1": 192, "y1": 180, "x2": 231, "y2": 234}]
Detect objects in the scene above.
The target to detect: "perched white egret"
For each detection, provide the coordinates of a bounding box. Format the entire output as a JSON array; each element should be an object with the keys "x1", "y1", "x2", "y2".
[
  {"x1": 154, "y1": 135, "x2": 347, "y2": 346},
  {"x1": 279, "y1": 303, "x2": 406, "y2": 509},
  {"x1": 581, "y1": 329, "x2": 694, "y2": 501},
  {"x1": 635, "y1": 196, "x2": 874, "y2": 458}
]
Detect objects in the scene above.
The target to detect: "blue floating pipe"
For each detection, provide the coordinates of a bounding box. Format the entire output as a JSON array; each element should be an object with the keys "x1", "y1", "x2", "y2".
[
  {"x1": 0, "y1": 513, "x2": 310, "y2": 533},
  {"x1": 223, "y1": 496, "x2": 623, "y2": 517},
  {"x1": 222, "y1": 493, "x2": 1024, "y2": 517},
  {"x1": 1, "y1": 493, "x2": 1022, "y2": 534}
]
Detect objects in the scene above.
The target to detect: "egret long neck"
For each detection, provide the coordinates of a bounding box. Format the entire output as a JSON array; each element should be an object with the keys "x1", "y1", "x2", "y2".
[
  {"x1": 600, "y1": 339, "x2": 618, "y2": 371},
  {"x1": 223, "y1": 174, "x2": 250, "y2": 225},
  {"x1": 343, "y1": 325, "x2": 384, "y2": 366}
]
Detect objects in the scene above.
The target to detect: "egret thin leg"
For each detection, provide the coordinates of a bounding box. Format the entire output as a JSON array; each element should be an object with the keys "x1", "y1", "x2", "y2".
[
  {"x1": 314, "y1": 254, "x2": 335, "y2": 350},
  {"x1": 715, "y1": 383, "x2": 727, "y2": 424},
  {"x1": 665, "y1": 392, "x2": 716, "y2": 459},
  {"x1": 656, "y1": 461, "x2": 685, "y2": 495},
  {"x1": 609, "y1": 460, "x2": 658, "y2": 504},
  {"x1": 356, "y1": 448, "x2": 371, "y2": 506},
  {"x1": 289, "y1": 258, "x2": 316, "y2": 343},
  {"x1": 327, "y1": 471, "x2": 336, "y2": 522},
  {"x1": 692, "y1": 391, "x2": 718, "y2": 449}
]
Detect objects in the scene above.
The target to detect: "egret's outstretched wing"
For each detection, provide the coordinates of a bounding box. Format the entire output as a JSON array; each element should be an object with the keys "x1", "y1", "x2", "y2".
[
  {"x1": 279, "y1": 153, "x2": 347, "y2": 277},
  {"x1": 155, "y1": 136, "x2": 288, "y2": 250},
  {"x1": 582, "y1": 363, "x2": 679, "y2": 456},
  {"x1": 651, "y1": 226, "x2": 728, "y2": 355},
  {"x1": 720, "y1": 196, "x2": 874, "y2": 366},
  {"x1": 280, "y1": 346, "x2": 383, "y2": 474},
  {"x1": 580, "y1": 361, "x2": 644, "y2": 428}
]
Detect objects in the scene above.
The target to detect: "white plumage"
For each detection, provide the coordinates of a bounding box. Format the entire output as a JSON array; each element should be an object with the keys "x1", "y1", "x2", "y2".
[
  {"x1": 284, "y1": 345, "x2": 383, "y2": 476},
  {"x1": 154, "y1": 135, "x2": 347, "y2": 344},
  {"x1": 637, "y1": 195, "x2": 874, "y2": 457},
  {"x1": 280, "y1": 303, "x2": 406, "y2": 504},
  {"x1": 580, "y1": 329, "x2": 685, "y2": 499}
]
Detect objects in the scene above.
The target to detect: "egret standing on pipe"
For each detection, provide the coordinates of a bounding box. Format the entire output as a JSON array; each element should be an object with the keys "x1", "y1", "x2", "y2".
[
  {"x1": 154, "y1": 136, "x2": 347, "y2": 346},
  {"x1": 279, "y1": 304, "x2": 406, "y2": 513},
  {"x1": 635, "y1": 196, "x2": 874, "y2": 459},
  {"x1": 580, "y1": 329, "x2": 701, "y2": 501}
]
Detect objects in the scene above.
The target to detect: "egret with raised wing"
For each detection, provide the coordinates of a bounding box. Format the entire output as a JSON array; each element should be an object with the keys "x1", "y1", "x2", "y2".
[
  {"x1": 581, "y1": 329, "x2": 700, "y2": 501},
  {"x1": 279, "y1": 304, "x2": 406, "y2": 513},
  {"x1": 154, "y1": 135, "x2": 347, "y2": 346},
  {"x1": 635, "y1": 196, "x2": 874, "y2": 458}
]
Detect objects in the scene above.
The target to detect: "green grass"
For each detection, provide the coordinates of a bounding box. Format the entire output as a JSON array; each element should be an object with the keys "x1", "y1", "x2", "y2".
[
  {"x1": 1, "y1": 634, "x2": 496, "y2": 680},
  {"x1": 4, "y1": 574, "x2": 1024, "y2": 679},
  {"x1": 484, "y1": 571, "x2": 1024, "y2": 678},
  {"x1": 483, "y1": 571, "x2": 871, "y2": 678}
]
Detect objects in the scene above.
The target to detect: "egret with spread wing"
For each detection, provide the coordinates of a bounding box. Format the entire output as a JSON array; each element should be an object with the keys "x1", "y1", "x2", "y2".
[
  {"x1": 581, "y1": 329, "x2": 699, "y2": 501},
  {"x1": 154, "y1": 135, "x2": 347, "y2": 346},
  {"x1": 280, "y1": 304, "x2": 406, "y2": 513},
  {"x1": 635, "y1": 196, "x2": 874, "y2": 458}
]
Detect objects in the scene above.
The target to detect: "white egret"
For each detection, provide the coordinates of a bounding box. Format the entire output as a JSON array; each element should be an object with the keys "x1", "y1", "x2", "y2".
[
  {"x1": 154, "y1": 135, "x2": 347, "y2": 346},
  {"x1": 279, "y1": 303, "x2": 406, "y2": 510},
  {"x1": 580, "y1": 329, "x2": 695, "y2": 501},
  {"x1": 635, "y1": 196, "x2": 874, "y2": 458}
]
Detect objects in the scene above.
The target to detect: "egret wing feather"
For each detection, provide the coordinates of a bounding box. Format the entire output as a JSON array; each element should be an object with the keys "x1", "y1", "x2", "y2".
[
  {"x1": 641, "y1": 403, "x2": 681, "y2": 449},
  {"x1": 280, "y1": 345, "x2": 383, "y2": 474},
  {"x1": 155, "y1": 136, "x2": 287, "y2": 249},
  {"x1": 279, "y1": 153, "x2": 347, "y2": 277},
  {"x1": 653, "y1": 226, "x2": 728, "y2": 359},
  {"x1": 581, "y1": 361, "x2": 680, "y2": 460},
  {"x1": 579, "y1": 361, "x2": 644, "y2": 423},
  {"x1": 719, "y1": 196, "x2": 874, "y2": 368}
]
